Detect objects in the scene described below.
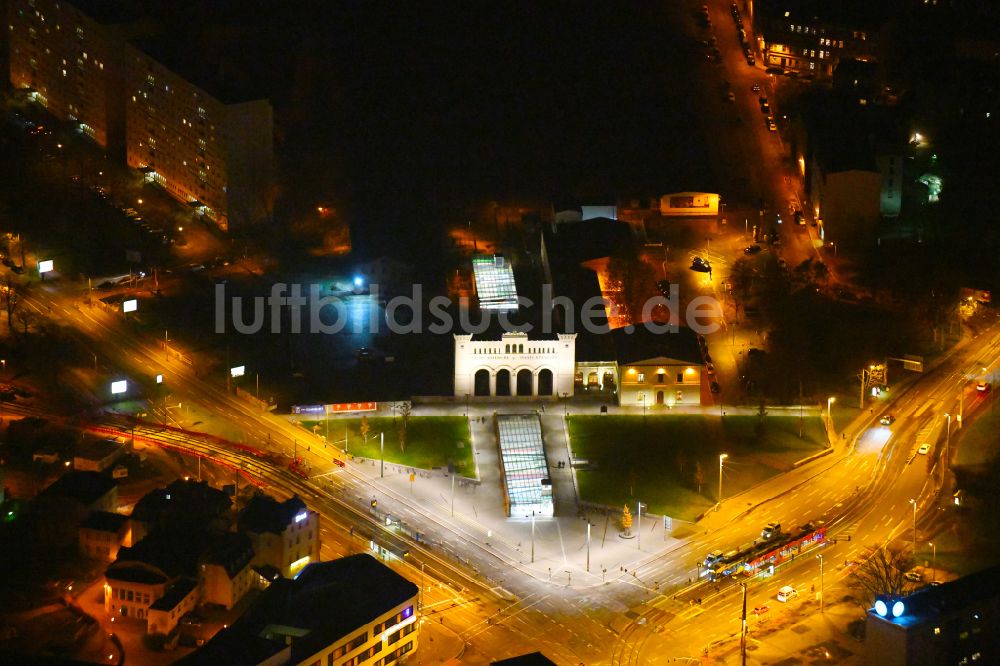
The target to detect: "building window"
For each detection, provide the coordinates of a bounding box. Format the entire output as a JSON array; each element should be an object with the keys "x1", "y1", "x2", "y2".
[
  {"x1": 676, "y1": 373, "x2": 683, "y2": 383},
  {"x1": 636, "y1": 373, "x2": 645, "y2": 382},
  {"x1": 657, "y1": 372, "x2": 665, "y2": 384}
]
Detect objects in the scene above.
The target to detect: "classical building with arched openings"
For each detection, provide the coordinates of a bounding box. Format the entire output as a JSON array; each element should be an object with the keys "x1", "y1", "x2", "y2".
[{"x1": 454, "y1": 332, "x2": 576, "y2": 399}]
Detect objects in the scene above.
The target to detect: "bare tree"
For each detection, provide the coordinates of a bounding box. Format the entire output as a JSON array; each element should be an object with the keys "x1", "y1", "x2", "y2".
[
  {"x1": 1, "y1": 274, "x2": 19, "y2": 332},
  {"x1": 15, "y1": 308, "x2": 33, "y2": 337},
  {"x1": 850, "y1": 545, "x2": 914, "y2": 610},
  {"x1": 359, "y1": 415, "x2": 371, "y2": 444},
  {"x1": 694, "y1": 461, "x2": 704, "y2": 495},
  {"x1": 398, "y1": 402, "x2": 412, "y2": 453}
]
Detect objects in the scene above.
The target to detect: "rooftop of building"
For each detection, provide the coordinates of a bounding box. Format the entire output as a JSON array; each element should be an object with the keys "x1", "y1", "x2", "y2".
[
  {"x1": 113, "y1": 528, "x2": 242, "y2": 580},
  {"x1": 868, "y1": 565, "x2": 1000, "y2": 629},
  {"x1": 80, "y1": 510, "x2": 129, "y2": 533},
  {"x1": 74, "y1": 438, "x2": 121, "y2": 461},
  {"x1": 149, "y1": 577, "x2": 199, "y2": 612},
  {"x1": 129, "y1": 37, "x2": 271, "y2": 105},
  {"x1": 612, "y1": 325, "x2": 704, "y2": 366},
  {"x1": 756, "y1": 0, "x2": 894, "y2": 28},
  {"x1": 131, "y1": 479, "x2": 231, "y2": 526},
  {"x1": 180, "y1": 554, "x2": 418, "y2": 665},
  {"x1": 238, "y1": 494, "x2": 308, "y2": 536},
  {"x1": 38, "y1": 471, "x2": 116, "y2": 507},
  {"x1": 493, "y1": 653, "x2": 558, "y2": 666},
  {"x1": 104, "y1": 563, "x2": 168, "y2": 586},
  {"x1": 203, "y1": 531, "x2": 254, "y2": 579},
  {"x1": 542, "y1": 217, "x2": 634, "y2": 268},
  {"x1": 70, "y1": 0, "x2": 143, "y2": 25}
]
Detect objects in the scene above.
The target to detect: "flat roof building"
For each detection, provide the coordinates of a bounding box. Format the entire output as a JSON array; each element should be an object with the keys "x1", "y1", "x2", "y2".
[
  {"x1": 182, "y1": 554, "x2": 419, "y2": 666},
  {"x1": 865, "y1": 565, "x2": 1000, "y2": 665}
]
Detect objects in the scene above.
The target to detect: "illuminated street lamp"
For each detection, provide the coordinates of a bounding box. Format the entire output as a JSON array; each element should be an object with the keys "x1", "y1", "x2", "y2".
[
  {"x1": 909, "y1": 499, "x2": 917, "y2": 555},
  {"x1": 816, "y1": 553, "x2": 825, "y2": 613},
  {"x1": 827, "y1": 396, "x2": 836, "y2": 429},
  {"x1": 717, "y1": 453, "x2": 729, "y2": 511},
  {"x1": 929, "y1": 541, "x2": 937, "y2": 582}
]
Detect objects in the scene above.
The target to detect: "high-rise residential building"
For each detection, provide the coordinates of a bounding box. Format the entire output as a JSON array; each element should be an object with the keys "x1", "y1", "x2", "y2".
[
  {"x1": 124, "y1": 40, "x2": 273, "y2": 231},
  {"x1": 6, "y1": 0, "x2": 140, "y2": 150}
]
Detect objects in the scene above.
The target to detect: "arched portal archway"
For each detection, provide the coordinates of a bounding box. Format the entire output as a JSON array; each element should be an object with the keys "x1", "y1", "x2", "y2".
[
  {"x1": 516, "y1": 369, "x2": 533, "y2": 396},
  {"x1": 496, "y1": 369, "x2": 511, "y2": 396},
  {"x1": 474, "y1": 369, "x2": 490, "y2": 396},
  {"x1": 538, "y1": 369, "x2": 554, "y2": 396},
  {"x1": 656, "y1": 390, "x2": 664, "y2": 405}
]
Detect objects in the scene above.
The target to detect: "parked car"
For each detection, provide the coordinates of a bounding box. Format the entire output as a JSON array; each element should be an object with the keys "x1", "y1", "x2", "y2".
[
  {"x1": 744, "y1": 244, "x2": 762, "y2": 255},
  {"x1": 776, "y1": 586, "x2": 798, "y2": 602}
]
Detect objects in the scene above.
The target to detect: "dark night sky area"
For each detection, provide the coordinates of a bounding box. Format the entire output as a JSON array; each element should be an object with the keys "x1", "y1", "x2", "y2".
[{"x1": 309, "y1": 2, "x2": 711, "y2": 253}]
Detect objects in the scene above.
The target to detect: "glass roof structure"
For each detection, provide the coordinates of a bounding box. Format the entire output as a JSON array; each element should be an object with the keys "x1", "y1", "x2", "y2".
[
  {"x1": 497, "y1": 414, "x2": 552, "y2": 518},
  {"x1": 472, "y1": 255, "x2": 519, "y2": 311}
]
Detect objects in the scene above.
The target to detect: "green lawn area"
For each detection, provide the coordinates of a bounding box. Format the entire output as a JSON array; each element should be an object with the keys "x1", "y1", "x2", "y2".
[
  {"x1": 301, "y1": 416, "x2": 475, "y2": 478},
  {"x1": 568, "y1": 414, "x2": 826, "y2": 521}
]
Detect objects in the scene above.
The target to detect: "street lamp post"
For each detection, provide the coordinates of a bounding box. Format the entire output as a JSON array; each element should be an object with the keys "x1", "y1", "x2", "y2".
[
  {"x1": 930, "y1": 541, "x2": 937, "y2": 582},
  {"x1": 909, "y1": 498, "x2": 917, "y2": 554},
  {"x1": 816, "y1": 553, "x2": 825, "y2": 613},
  {"x1": 587, "y1": 522, "x2": 591, "y2": 572},
  {"x1": 826, "y1": 396, "x2": 836, "y2": 430},
  {"x1": 531, "y1": 514, "x2": 535, "y2": 564},
  {"x1": 717, "y1": 453, "x2": 729, "y2": 511},
  {"x1": 637, "y1": 502, "x2": 643, "y2": 551},
  {"x1": 380, "y1": 432, "x2": 384, "y2": 478}
]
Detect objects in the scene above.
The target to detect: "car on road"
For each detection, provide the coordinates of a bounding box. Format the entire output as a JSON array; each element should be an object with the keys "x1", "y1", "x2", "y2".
[
  {"x1": 776, "y1": 586, "x2": 798, "y2": 602},
  {"x1": 706, "y1": 363, "x2": 715, "y2": 375},
  {"x1": 690, "y1": 257, "x2": 712, "y2": 272},
  {"x1": 880, "y1": 414, "x2": 896, "y2": 426},
  {"x1": 758, "y1": 96, "x2": 768, "y2": 106},
  {"x1": 762, "y1": 522, "x2": 782, "y2": 539},
  {"x1": 656, "y1": 279, "x2": 671, "y2": 296},
  {"x1": 752, "y1": 83, "x2": 761, "y2": 93},
  {"x1": 904, "y1": 570, "x2": 923, "y2": 583},
  {"x1": 710, "y1": 381, "x2": 720, "y2": 394},
  {"x1": 704, "y1": 549, "x2": 724, "y2": 568},
  {"x1": 767, "y1": 117, "x2": 777, "y2": 131},
  {"x1": 752, "y1": 605, "x2": 770, "y2": 616},
  {"x1": 744, "y1": 244, "x2": 762, "y2": 255},
  {"x1": 918, "y1": 443, "x2": 931, "y2": 455},
  {"x1": 977, "y1": 381, "x2": 991, "y2": 393},
  {"x1": 777, "y1": 258, "x2": 787, "y2": 270},
  {"x1": 746, "y1": 53, "x2": 755, "y2": 66},
  {"x1": 726, "y1": 91, "x2": 736, "y2": 102}
]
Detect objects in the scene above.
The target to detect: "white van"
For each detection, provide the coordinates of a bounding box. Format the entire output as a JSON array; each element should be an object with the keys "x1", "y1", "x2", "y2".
[{"x1": 776, "y1": 586, "x2": 798, "y2": 602}]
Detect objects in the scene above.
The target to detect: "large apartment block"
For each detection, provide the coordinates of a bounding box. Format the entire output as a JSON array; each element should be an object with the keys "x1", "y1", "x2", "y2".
[
  {"x1": 6, "y1": 0, "x2": 273, "y2": 231},
  {"x1": 6, "y1": 0, "x2": 136, "y2": 149},
  {"x1": 124, "y1": 41, "x2": 273, "y2": 231}
]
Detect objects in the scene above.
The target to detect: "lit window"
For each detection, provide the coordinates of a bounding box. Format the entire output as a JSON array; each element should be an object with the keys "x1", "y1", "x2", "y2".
[
  {"x1": 934, "y1": 627, "x2": 941, "y2": 635},
  {"x1": 637, "y1": 373, "x2": 645, "y2": 382}
]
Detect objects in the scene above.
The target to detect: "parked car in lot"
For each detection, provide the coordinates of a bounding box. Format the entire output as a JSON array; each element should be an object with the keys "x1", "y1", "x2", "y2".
[{"x1": 744, "y1": 244, "x2": 762, "y2": 255}]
